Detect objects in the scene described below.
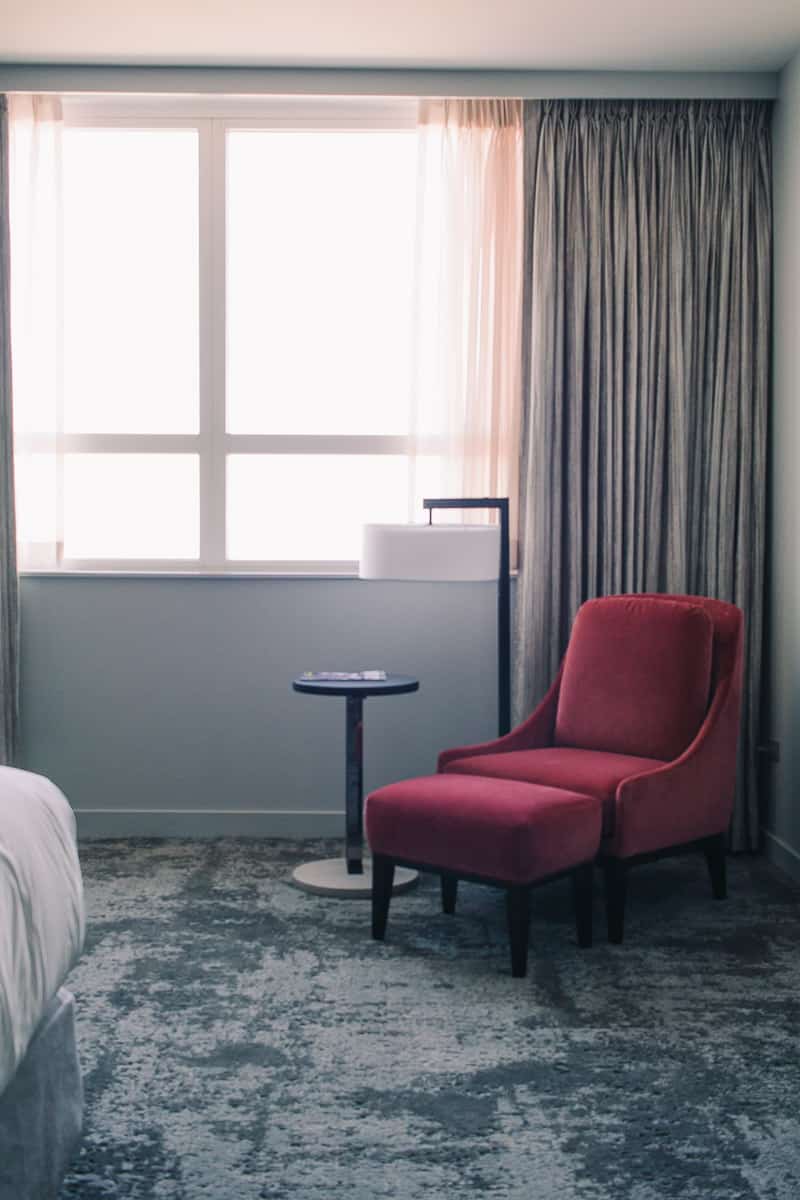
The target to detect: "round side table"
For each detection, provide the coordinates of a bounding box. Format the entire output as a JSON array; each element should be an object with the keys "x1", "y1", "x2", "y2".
[{"x1": 291, "y1": 674, "x2": 420, "y2": 897}]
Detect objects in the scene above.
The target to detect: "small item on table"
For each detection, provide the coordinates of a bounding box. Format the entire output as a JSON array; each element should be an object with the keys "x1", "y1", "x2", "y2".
[{"x1": 301, "y1": 670, "x2": 387, "y2": 682}]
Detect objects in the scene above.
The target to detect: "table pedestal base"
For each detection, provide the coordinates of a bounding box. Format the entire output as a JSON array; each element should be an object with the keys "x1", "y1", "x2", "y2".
[{"x1": 292, "y1": 857, "x2": 418, "y2": 898}]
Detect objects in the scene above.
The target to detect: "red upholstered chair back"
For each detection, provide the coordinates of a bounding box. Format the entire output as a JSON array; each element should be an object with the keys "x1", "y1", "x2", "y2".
[
  {"x1": 634, "y1": 593, "x2": 744, "y2": 692},
  {"x1": 553, "y1": 594, "x2": 732, "y2": 762}
]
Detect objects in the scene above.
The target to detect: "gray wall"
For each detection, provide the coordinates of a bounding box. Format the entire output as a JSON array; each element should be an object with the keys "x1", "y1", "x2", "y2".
[
  {"x1": 18, "y1": 576, "x2": 501, "y2": 836},
  {"x1": 766, "y1": 47, "x2": 800, "y2": 882}
]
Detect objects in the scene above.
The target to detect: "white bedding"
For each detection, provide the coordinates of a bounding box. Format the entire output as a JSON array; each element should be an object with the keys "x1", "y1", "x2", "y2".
[{"x1": 0, "y1": 767, "x2": 85, "y2": 1095}]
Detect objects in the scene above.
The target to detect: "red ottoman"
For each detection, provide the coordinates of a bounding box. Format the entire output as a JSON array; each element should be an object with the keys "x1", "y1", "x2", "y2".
[{"x1": 365, "y1": 774, "x2": 602, "y2": 977}]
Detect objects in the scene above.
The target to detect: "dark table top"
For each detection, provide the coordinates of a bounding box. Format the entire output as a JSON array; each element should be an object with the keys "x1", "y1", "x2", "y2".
[{"x1": 292, "y1": 674, "x2": 419, "y2": 699}]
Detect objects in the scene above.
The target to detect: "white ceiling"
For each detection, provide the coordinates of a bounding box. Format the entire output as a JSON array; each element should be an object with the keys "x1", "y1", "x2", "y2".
[{"x1": 1, "y1": 0, "x2": 798, "y2": 73}]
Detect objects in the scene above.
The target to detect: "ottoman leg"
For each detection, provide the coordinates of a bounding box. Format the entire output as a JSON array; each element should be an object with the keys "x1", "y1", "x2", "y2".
[
  {"x1": 441, "y1": 873, "x2": 458, "y2": 915},
  {"x1": 572, "y1": 862, "x2": 594, "y2": 948},
  {"x1": 604, "y1": 858, "x2": 627, "y2": 944},
  {"x1": 372, "y1": 854, "x2": 395, "y2": 941},
  {"x1": 506, "y1": 886, "x2": 531, "y2": 978}
]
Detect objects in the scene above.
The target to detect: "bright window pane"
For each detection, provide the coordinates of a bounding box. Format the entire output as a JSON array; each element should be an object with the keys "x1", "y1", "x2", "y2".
[
  {"x1": 63, "y1": 455, "x2": 199, "y2": 559},
  {"x1": 227, "y1": 455, "x2": 409, "y2": 561},
  {"x1": 14, "y1": 453, "x2": 58, "y2": 548},
  {"x1": 226, "y1": 130, "x2": 417, "y2": 436},
  {"x1": 62, "y1": 129, "x2": 199, "y2": 434}
]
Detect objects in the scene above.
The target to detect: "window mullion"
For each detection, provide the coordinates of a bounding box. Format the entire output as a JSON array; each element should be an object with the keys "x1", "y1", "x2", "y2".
[
  {"x1": 223, "y1": 435, "x2": 413, "y2": 455},
  {"x1": 198, "y1": 117, "x2": 226, "y2": 568}
]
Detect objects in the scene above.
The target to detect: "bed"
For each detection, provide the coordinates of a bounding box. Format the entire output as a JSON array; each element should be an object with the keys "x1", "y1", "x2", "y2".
[{"x1": 0, "y1": 766, "x2": 85, "y2": 1199}]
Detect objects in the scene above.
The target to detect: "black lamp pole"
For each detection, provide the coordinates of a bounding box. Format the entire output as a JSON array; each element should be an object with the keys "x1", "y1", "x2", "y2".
[{"x1": 423, "y1": 497, "x2": 511, "y2": 737}]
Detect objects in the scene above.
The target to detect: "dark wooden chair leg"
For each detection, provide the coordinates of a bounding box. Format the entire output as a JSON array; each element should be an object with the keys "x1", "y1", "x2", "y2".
[
  {"x1": 506, "y1": 886, "x2": 531, "y2": 978},
  {"x1": 571, "y1": 862, "x2": 593, "y2": 948},
  {"x1": 604, "y1": 858, "x2": 627, "y2": 945},
  {"x1": 703, "y1": 832, "x2": 727, "y2": 900},
  {"x1": 441, "y1": 873, "x2": 458, "y2": 915},
  {"x1": 371, "y1": 854, "x2": 395, "y2": 941}
]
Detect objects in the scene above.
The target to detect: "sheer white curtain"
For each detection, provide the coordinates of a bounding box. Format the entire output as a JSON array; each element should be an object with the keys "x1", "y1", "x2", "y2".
[
  {"x1": 8, "y1": 95, "x2": 64, "y2": 568},
  {"x1": 0, "y1": 98, "x2": 19, "y2": 762},
  {"x1": 410, "y1": 99, "x2": 523, "y2": 552}
]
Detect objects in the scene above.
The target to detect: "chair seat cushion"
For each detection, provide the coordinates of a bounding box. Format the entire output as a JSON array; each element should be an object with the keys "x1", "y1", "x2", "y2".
[
  {"x1": 442, "y1": 747, "x2": 663, "y2": 836},
  {"x1": 365, "y1": 774, "x2": 602, "y2": 886}
]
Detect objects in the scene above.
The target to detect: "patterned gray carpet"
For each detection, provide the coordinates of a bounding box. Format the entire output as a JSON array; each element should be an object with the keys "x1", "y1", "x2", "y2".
[{"x1": 60, "y1": 840, "x2": 800, "y2": 1200}]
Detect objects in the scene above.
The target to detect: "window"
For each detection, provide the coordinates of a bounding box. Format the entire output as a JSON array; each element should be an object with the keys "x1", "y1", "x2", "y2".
[{"x1": 11, "y1": 97, "x2": 430, "y2": 572}]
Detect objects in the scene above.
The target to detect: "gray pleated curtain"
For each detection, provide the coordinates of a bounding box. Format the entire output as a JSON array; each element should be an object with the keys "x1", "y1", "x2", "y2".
[
  {"x1": 514, "y1": 99, "x2": 771, "y2": 851},
  {"x1": 0, "y1": 97, "x2": 19, "y2": 764}
]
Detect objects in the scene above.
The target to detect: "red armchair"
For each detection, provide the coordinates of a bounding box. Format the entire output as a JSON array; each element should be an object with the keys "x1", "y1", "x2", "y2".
[{"x1": 438, "y1": 594, "x2": 744, "y2": 943}]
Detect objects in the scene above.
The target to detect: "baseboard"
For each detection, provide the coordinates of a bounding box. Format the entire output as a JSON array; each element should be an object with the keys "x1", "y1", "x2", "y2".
[
  {"x1": 74, "y1": 809, "x2": 346, "y2": 839},
  {"x1": 762, "y1": 828, "x2": 800, "y2": 885}
]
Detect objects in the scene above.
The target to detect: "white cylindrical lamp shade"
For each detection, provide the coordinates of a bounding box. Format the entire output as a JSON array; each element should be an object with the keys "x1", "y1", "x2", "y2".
[{"x1": 359, "y1": 523, "x2": 500, "y2": 582}]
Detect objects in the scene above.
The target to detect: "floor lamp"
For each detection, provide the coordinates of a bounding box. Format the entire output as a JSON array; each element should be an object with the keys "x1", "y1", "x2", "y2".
[{"x1": 360, "y1": 497, "x2": 511, "y2": 737}]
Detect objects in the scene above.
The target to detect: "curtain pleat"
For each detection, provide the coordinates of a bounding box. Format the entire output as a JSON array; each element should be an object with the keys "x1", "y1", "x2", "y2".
[
  {"x1": 0, "y1": 97, "x2": 19, "y2": 764},
  {"x1": 515, "y1": 99, "x2": 771, "y2": 851}
]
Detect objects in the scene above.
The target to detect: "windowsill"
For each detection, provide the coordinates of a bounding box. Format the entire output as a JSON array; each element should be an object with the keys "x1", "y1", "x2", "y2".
[
  {"x1": 20, "y1": 568, "x2": 360, "y2": 580},
  {"x1": 20, "y1": 568, "x2": 519, "y2": 581}
]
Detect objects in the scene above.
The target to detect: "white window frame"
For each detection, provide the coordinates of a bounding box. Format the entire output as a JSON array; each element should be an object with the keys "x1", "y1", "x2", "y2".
[{"x1": 16, "y1": 95, "x2": 421, "y2": 575}]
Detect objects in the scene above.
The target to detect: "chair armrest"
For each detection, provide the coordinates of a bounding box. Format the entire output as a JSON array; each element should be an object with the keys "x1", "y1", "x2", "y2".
[
  {"x1": 438, "y1": 667, "x2": 563, "y2": 772},
  {"x1": 609, "y1": 675, "x2": 741, "y2": 859}
]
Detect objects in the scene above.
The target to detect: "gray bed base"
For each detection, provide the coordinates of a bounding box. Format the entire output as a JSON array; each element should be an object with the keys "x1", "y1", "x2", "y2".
[{"x1": 0, "y1": 987, "x2": 83, "y2": 1199}]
